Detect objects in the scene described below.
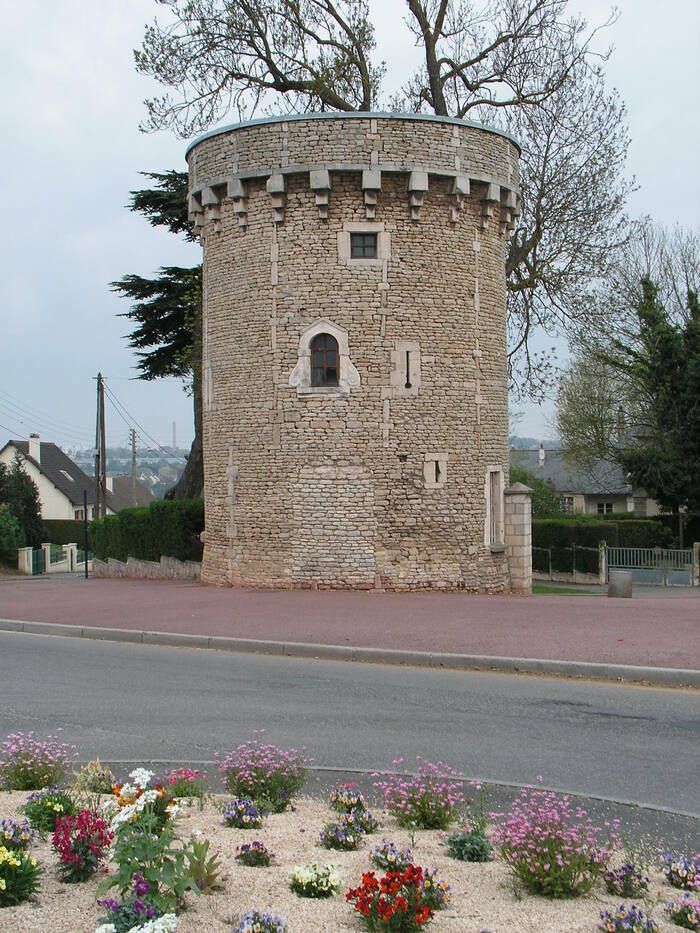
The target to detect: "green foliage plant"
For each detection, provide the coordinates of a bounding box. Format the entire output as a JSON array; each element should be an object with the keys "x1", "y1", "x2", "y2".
[
  {"x1": 0, "y1": 845, "x2": 42, "y2": 907},
  {"x1": 184, "y1": 836, "x2": 224, "y2": 894},
  {"x1": 99, "y1": 811, "x2": 199, "y2": 914},
  {"x1": 445, "y1": 827, "x2": 492, "y2": 863}
]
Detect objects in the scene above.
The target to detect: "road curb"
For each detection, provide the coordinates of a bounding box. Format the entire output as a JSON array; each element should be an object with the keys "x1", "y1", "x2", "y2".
[{"x1": 1, "y1": 617, "x2": 698, "y2": 687}]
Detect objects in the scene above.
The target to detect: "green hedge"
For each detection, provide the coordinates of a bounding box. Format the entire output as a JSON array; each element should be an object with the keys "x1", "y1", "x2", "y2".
[
  {"x1": 532, "y1": 518, "x2": 673, "y2": 575},
  {"x1": 43, "y1": 519, "x2": 89, "y2": 546},
  {"x1": 90, "y1": 499, "x2": 204, "y2": 563}
]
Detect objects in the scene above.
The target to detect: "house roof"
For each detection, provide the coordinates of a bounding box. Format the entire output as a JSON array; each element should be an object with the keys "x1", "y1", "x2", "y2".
[
  {"x1": 510, "y1": 448, "x2": 633, "y2": 496},
  {"x1": 2, "y1": 440, "x2": 99, "y2": 506},
  {"x1": 108, "y1": 474, "x2": 156, "y2": 512}
]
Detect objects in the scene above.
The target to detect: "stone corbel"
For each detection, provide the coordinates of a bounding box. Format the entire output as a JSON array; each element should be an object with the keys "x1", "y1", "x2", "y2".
[
  {"x1": 480, "y1": 182, "x2": 500, "y2": 230},
  {"x1": 499, "y1": 189, "x2": 519, "y2": 237},
  {"x1": 227, "y1": 177, "x2": 248, "y2": 229},
  {"x1": 266, "y1": 173, "x2": 287, "y2": 224},
  {"x1": 449, "y1": 175, "x2": 470, "y2": 223},
  {"x1": 309, "y1": 169, "x2": 332, "y2": 220},
  {"x1": 188, "y1": 191, "x2": 205, "y2": 240},
  {"x1": 201, "y1": 186, "x2": 223, "y2": 234},
  {"x1": 408, "y1": 171, "x2": 429, "y2": 221},
  {"x1": 362, "y1": 169, "x2": 382, "y2": 220}
]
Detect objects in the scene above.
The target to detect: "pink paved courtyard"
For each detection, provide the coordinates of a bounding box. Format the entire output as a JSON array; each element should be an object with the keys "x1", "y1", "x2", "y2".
[{"x1": 1, "y1": 577, "x2": 698, "y2": 670}]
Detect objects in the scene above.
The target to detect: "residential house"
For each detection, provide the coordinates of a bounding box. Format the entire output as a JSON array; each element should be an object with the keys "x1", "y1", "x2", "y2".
[
  {"x1": 0, "y1": 434, "x2": 153, "y2": 520},
  {"x1": 510, "y1": 446, "x2": 662, "y2": 517}
]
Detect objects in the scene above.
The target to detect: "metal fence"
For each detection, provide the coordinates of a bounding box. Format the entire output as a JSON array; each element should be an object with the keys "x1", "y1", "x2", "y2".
[{"x1": 607, "y1": 546, "x2": 694, "y2": 587}]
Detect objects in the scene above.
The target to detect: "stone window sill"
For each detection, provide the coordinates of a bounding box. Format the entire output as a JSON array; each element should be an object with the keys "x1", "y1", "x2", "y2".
[
  {"x1": 489, "y1": 543, "x2": 506, "y2": 553},
  {"x1": 297, "y1": 385, "x2": 350, "y2": 399}
]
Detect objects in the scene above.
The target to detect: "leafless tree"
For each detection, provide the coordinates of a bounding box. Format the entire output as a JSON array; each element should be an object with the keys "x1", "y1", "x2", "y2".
[
  {"x1": 136, "y1": 0, "x2": 383, "y2": 135},
  {"x1": 137, "y1": 0, "x2": 631, "y2": 397}
]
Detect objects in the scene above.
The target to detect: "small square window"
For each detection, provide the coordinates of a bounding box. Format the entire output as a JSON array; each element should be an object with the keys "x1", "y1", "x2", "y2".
[{"x1": 350, "y1": 232, "x2": 378, "y2": 259}]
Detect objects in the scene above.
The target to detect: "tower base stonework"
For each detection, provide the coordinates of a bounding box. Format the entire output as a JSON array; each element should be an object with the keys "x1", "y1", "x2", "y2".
[{"x1": 187, "y1": 112, "x2": 529, "y2": 592}]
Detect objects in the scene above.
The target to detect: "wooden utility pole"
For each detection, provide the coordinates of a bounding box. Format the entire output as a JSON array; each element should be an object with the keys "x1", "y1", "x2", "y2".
[
  {"x1": 130, "y1": 428, "x2": 137, "y2": 502},
  {"x1": 94, "y1": 373, "x2": 107, "y2": 519}
]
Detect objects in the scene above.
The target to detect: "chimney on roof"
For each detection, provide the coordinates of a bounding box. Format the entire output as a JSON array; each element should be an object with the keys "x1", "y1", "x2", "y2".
[
  {"x1": 28, "y1": 433, "x2": 40, "y2": 463},
  {"x1": 538, "y1": 442, "x2": 545, "y2": 469},
  {"x1": 105, "y1": 476, "x2": 113, "y2": 493}
]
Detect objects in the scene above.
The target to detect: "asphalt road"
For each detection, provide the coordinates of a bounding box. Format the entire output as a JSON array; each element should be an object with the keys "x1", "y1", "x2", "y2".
[{"x1": 0, "y1": 632, "x2": 698, "y2": 818}]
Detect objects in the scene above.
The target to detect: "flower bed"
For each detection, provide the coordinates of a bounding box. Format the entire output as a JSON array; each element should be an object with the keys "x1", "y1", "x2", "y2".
[{"x1": 0, "y1": 790, "x2": 690, "y2": 932}]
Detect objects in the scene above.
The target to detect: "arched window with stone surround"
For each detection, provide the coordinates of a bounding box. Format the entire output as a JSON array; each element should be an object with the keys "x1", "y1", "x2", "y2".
[
  {"x1": 288, "y1": 318, "x2": 360, "y2": 398},
  {"x1": 310, "y1": 333, "x2": 339, "y2": 387}
]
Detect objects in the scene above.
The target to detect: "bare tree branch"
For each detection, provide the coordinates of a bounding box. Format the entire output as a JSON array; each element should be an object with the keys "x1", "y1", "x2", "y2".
[{"x1": 136, "y1": 0, "x2": 384, "y2": 135}]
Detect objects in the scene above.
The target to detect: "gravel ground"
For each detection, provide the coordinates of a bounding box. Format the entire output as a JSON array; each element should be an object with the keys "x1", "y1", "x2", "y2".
[{"x1": 0, "y1": 791, "x2": 686, "y2": 933}]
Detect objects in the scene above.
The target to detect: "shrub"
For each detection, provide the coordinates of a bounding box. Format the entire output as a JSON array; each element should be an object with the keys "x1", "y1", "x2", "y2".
[
  {"x1": 491, "y1": 785, "x2": 617, "y2": 898},
  {"x1": 0, "y1": 504, "x2": 22, "y2": 563},
  {"x1": 370, "y1": 840, "x2": 414, "y2": 873},
  {"x1": 233, "y1": 909, "x2": 287, "y2": 932},
  {"x1": 0, "y1": 845, "x2": 41, "y2": 907},
  {"x1": 320, "y1": 815, "x2": 364, "y2": 851},
  {"x1": 236, "y1": 841, "x2": 273, "y2": 867},
  {"x1": 662, "y1": 854, "x2": 700, "y2": 891},
  {"x1": 445, "y1": 827, "x2": 492, "y2": 863},
  {"x1": 42, "y1": 519, "x2": 87, "y2": 547},
  {"x1": 72, "y1": 757, "x2": 116, "y2": 797},
  {"x1": 185, "y1": 836, "x2": 224, "y2": 894},
  {"x1": 0, "y1": 731, "x2": 76, "y2": 790},
  {"x1": 222, "y1": 798, "x2": 263, "y2": 829},
  {"x1": 604, "y1": 863, "x2": 649, "y2": 897},
  {"x1": 97, "y1": 873, "x2": 176, "y2": 932},
  {"x1": 218, "y1": 735, "x2": 309, "y2": 812},
  {"x1": 289, "y1": 862, "x2": 340, "y2": 898},
  {"x1": 598, "y1": 905, "x2": 658, "y2": 932},
  {"x1": 160, "y1": 768, "x2": 207, "y2": 800},
  {"x1": 666, "y1": 894, "x2": 700, "y2": 930},
  {"x1": 373, "y1": 758, "x2": 465, "y2": 830},
  {"x1": 0, "y1": 818, "x2": 34, "y2": 852},
  {"x1": 346, "y1": 865, "x2": 434, "y2": 930},
  {"x1": 23, "y1": 789, "x2": 77, "y2": 834},
  {"x1": 90, "y1": 499, "x2": 204, "y2": 562},
  {"x1": 51, "y1": 808, "x2": 113, "y2": 882}
]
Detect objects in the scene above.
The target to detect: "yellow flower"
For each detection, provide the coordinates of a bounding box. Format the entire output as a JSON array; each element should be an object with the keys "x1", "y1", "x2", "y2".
[{"x1": 0, "y1": 879, "x2": 6, "y2": 891}]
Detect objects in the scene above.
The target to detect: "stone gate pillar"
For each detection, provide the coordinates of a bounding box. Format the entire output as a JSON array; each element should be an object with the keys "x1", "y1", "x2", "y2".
[{"x1": 505, "y1": 482, "x2": 532, "y2": 594}]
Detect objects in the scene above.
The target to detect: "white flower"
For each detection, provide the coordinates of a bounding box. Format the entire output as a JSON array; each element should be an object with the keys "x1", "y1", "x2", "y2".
[
  {"x1": 94, "y1": 925, "x2": 116, "y2": 933},
  {"x1": 128, "y1": 768, "x2": 154, "y2": 789},
  {"x1": 129, "y1": 914, "x2": 178, "y2": 933}
]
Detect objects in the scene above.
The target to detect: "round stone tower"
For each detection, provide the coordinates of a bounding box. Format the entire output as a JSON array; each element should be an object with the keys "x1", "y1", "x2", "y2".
[{"x1": 186, "y1": 112, "x2": 525, "y2": 591}]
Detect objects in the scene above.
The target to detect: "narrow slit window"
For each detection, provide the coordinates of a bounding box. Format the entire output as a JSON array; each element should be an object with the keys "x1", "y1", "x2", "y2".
[
  {"x1": 350, "y1": 232, "x2": 378, "y2": 259},
  {"x1": 310, "y1": 333, "x2": 340, "y2": 387},
  {"x1": 404, "y1": 350, "x2": 412, "y2": 389},
  {"x1": 488, "y1": 469, "x2": 504, "y2": 546}
]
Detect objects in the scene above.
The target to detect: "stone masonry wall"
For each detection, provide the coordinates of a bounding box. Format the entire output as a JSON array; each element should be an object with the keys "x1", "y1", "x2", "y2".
[{"x1": 188, "y1": 114, "x2": 522, "y2": 590}]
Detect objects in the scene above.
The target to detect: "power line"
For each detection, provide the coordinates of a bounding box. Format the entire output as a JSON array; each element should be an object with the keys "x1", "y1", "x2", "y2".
[
  {"x1": 0, "y1": 421, "x2": 28, "y2": 440},
  {"x1": 102, "y1": 382, "x2": 187, "y2": 463},
  {"x1": 0, "y1": 402, "x2": 93, "y2": 447},
  {"x1": 0, "y1": 388, "x2": 95, "y2": 439}
]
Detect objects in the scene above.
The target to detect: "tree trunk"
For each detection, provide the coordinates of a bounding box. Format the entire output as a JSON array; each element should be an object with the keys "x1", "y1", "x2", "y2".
[{"x1": 166, "y1": 306, "x2": 204, "y2": 500}]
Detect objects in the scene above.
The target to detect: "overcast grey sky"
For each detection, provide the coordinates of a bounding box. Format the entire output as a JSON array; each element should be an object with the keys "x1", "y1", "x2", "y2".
[{"x1": 1, "y1": 0, "x2": 698, "y2": 452}]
